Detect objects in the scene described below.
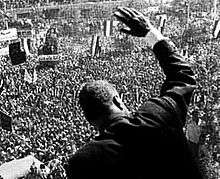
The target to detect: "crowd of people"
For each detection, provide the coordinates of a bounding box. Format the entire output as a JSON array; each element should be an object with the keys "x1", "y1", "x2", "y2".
[
  {"x1": 0, "y1": 0, "x2": 121, "y2": 9},
  {"x1": 0, "y1": 1, "x2": 219, "y2": 179},
  {"x1": 1, "y1": 0, "x2": 72, "y2": 9}
]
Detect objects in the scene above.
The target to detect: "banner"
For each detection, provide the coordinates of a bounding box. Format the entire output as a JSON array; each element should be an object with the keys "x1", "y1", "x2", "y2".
[
  {"x1": 103, "y1": 20, "x2": 114, "y2": 37},
  {"x1": 213, "y1": 19, "x2": 220, "y2": 38},
  {"x1": 24, "y1": 69, "x2": 32, "y2": 84},
  {"x1": 0, "y1": 110, "x2": 12, "y2": 131},
  {"x1": 158, "y1": 14, "x2": 167, "y2": 33},
  {"x1": 0, "y1": 28, "x2": 18, "y2": 42},
  {"x1": 17, "y1": 29, "x2": 33, "y2": 38},
  {"x1": 0, "y1": 155, "x2": 49, "y2": 179},
  {"x1": 38, "y1": 55, "x2": 60, "y2": 62},
  {"x1": 22, "y1": 38, "x2": 31, "y2": 55},
  {"x1": 0, "y1": 46, "x2": 9, "y2": 56},
  {"x1": 33, "y1": 68, "x2": 38, "y2": 84},
  {"x1": 38, "y1": 55, "x2": 60, "y2": 69},
  {"x1": 9, "y1": 42, "x2": 26, "y2": 66},
  {"x1": 91, "y1": 35, "x2": 100, "y2": 57}
]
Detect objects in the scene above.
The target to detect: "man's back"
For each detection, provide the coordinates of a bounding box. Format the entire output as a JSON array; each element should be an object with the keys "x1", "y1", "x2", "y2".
[
  {"x1": 66, "y1": 111, "x2": 202, "y2": 179},
  {"x1": 65, "y1": 39, "x2": 203, "y2": 179},
  {"x1": 65, "y1": 7, "x2": 203, "y2": 179}
]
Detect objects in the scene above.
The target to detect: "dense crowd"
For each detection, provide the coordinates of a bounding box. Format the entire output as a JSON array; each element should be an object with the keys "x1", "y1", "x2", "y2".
[
  {"x1": 0, "y1": 0, "x2": 120, "y2": 9},
  {"x1": 0, "y1": 3, "x2": 219, "y2": 179},
  {"x1": 1, "y1": 0, "x2": 73, "y2": 9}
]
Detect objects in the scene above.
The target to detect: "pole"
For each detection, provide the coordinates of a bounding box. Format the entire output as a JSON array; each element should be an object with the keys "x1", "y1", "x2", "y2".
[
  {"x1": 213, "y1": 0, "x2": 217, "y2": 20},
  {"x1": 186, "y1": 1, "x2": 190, "y2": 29},
  {"x1": 3, "y1": 2, "x2": 8, "y2": 30}
]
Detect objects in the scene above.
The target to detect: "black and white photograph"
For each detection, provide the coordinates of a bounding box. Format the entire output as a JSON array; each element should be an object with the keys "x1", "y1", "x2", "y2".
[{"x1": 0, "y1": 0, "x2": 219, "y2": 179}]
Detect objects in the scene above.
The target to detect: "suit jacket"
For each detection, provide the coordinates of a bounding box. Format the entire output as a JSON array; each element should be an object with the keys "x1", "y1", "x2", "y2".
[{"x1": 65, "y1": 40, "x2": 203, "y2": 179}]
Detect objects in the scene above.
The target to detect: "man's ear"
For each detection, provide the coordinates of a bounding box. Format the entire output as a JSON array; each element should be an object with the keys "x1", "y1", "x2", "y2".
[{"x1": 112, "y1": 95, "x2": 123, "y2": 111}]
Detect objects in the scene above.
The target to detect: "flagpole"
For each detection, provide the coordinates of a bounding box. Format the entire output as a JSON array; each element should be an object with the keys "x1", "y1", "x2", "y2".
[
  {"x1": 213, "y1": 0, "x2": 217, "y2": 20},
  {"x1": 186, "y1": 0, "x2": 190, "y2": 30},
  {"x1": 0, "y1": 2, "x2": 9, "y2": 30}
]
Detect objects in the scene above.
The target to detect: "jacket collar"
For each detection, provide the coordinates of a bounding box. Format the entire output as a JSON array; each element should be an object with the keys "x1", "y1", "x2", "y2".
[{"x1": 95, "y1": 113, "x2": 133, "y2": 140}]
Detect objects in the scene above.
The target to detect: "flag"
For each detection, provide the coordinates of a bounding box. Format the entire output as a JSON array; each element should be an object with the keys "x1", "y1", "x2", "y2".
[
  {"x1": 24, "y1": 69, "x2": 32, "y2": 83},
  {"x1": 0, "y1": 46, "x2": 9, "y2": 56},
  {"x1": 0, "y1": 79, "x2": 4, "y2": 94},
  {"x1": 33, "y1": 68, "x2": 37, "y2": 83},
  {"x1": 0, "y1": 28, "x2": 18, "y2": 42},
  {"x1": 158, "y1": 14, "x2": 167, "y2": 33},
  {"x1": 135, "y1": 87, "x2": 139, "y2": 103},
  {"x1": 212, "y1": 0, "x2": 218, "y2": 19},
  {"x1": 9, "y1": 42, "x2": 26, "y2": 65},
  {"x1": 0, "y1": 110, "x2": 12, "y2": 131},
  {"x1": 27, "y1": 38, "x2": 34, "y2": 53},
  {"x1": 103, "y1": 20, "x2": 113, "y2": 37},
  {"x1": 91, "y1": 35, "x2": 100, "y2": 57},
  {"x1": 23, "y1": 38, "x2": 31, "y2": 55},
  {"x1": 213, "y1": 19, "x2": 220, "y2": 38}
]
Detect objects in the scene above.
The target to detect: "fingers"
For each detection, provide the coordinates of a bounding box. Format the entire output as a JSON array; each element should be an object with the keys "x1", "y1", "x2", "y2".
[
  {"x1": 114, "y1": 7, "x2": 151, "y2": 37},
  {"x1": 114, "y1": 7, "x2": 139, "y2": 20},
  {"x1": 114, "y1": 7, "x2": 148, "y2": 25},
  {"x1": 115, "y1": 7, "x2": 131, "y2": 19},
  {"x1": 129, "y1": 7, "x2": 143, "y2": 16},
  {"x1": 114, "y1": 11, "x2": 131, "y2": 27},
  {"x1": 121, "y1": 7, "x2": 136, "y2": 17},
  {"x1": 114, "y1": 8, "x2": 139, "y2": 29},
  {"x1": 118, "y1": 7, "x2": 131, "y2": 17},
  {"x1": 114, "y1": 11, "x2": 127, "y2": 21},
  {"x1": 117, "y1": 7, "x2": 145, "y2": 19}
]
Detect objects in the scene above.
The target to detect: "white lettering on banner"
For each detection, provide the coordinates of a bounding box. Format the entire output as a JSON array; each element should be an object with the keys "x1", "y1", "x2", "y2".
[
  {"x1": 38, "y1": 55, "x2": 60, "y2": 62},
  {"x1": 17, "y1": 30, "x2": 33, "y2": 38},
  {"x1": 0, "y1": 28, "x2": 18, "y2": 42}
]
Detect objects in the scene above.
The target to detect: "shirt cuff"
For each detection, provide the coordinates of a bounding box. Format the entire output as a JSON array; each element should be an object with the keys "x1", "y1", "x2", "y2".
[{"x1": 145, "y1": 28, "x2": 166, "y2": 49}]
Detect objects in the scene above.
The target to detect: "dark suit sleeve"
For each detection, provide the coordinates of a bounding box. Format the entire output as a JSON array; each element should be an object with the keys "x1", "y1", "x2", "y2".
[
  {"x1": 138, "y1": 40, "x2": 196, "y2": 128},
  {"x1": 64, "y1": 143, "x2": 99, "y2": 179}
]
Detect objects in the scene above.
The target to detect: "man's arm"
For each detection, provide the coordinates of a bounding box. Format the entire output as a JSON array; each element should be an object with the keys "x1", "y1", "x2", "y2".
[
  {"x1": 152, "y1": 39, "x2": 196, "y2": 126},
  {"x1": 141, "y1": 26, "x2": 196, "y2": 128},
  {"x1": 136, "y1": 39, "x2": 196, "y2": 128},
  {"x1": 114, "y1": 7, "x2": 196, "y2": 128}
]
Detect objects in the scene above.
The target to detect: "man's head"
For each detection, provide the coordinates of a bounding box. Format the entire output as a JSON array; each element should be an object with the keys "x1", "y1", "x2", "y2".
[{"x1": 79, "y1": 80, "x2": 129, "y2": 129}]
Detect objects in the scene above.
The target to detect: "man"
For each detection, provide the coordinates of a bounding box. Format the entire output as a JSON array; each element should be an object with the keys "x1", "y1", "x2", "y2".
[{"x1": 65, "y1": 7, "x2": 203, "y2": 179}]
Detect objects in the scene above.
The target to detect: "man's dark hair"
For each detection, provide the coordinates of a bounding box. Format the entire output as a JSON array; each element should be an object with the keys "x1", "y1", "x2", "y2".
[{"x1": 79, "y1": 80, "x2": 117, "y2": 121}]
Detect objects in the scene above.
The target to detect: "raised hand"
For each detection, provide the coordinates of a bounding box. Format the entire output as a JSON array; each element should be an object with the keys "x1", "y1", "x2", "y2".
[{"x1": 114, "y1": 7, "x2": 152, "y2": 37}]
